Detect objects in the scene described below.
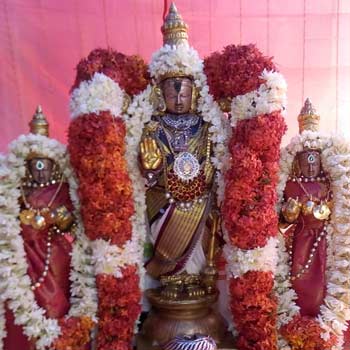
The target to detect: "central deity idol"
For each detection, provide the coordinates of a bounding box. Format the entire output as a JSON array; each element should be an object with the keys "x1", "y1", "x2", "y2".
[{"x1": 138, "y1": 3, "x2": 226, "y2": 346}]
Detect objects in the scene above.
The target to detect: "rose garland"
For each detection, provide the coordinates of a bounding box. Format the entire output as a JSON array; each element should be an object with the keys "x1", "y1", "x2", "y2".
[
  {"x1": 0, "y1": 134, "x2": 96, "y2": 350},
  {"x1": 68, "y1": 48, "x2": 149, "y2": 350},
  {"x1": 275, "y1": 131, "x2": 350, "y2": 350},
  {"x1": 205, "y1": 44, "x2": 287, "y2": 349}
]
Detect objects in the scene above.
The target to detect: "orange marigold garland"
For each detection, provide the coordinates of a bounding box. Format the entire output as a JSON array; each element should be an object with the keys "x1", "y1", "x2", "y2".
[
  {"x1": 69, "y1": 113, "x2": 133, "y2": 245},
  {"x1": 280, "y1": 315, "x2": 337, "y2": 350},
  {"x1": 68, "y1": 48, "x2": 149, "y2": 350},
  {"x1": 205, "y1": 44, "x2": 287, "y2": 350},
  {"x1": 53, "y1": 316, "x2": 94, "y2": 350}
]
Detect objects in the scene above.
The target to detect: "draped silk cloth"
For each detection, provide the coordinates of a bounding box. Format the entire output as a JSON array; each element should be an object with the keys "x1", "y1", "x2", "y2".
[
  {"x1": 284, "y1": 180, "x2": 350, "y2": 346},
  {"x1": 145, "y1": 118, "x2": 215, "y2": 278},
  {"x1": 4, "y1": 183, "x2": 74, "y2": 350},
  {"x1": 284, "y1": 180, "x2": 329, "y2": 317}
]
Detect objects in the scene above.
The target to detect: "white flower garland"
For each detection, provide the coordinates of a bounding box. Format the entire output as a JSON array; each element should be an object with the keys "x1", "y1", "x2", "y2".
[
  {"x1": 224, "y1": 69, "x2": 287, "y2": 279},
  {"x1": 143, "y1": 43, "x2": 229, "y2": 205},
  {"x1": 230, "y1": 69, "x2": 287, "y2": 127},
  {"x1": 70, "y1": 72, "x2": 125, "y2": 119},
  {"x1": 224, "y1": 237, "x2": 278, "y2": 278},
  {"x1": 70, "y1": 72, "x2": 147, "y2": 321},
  {"x1": 0, "y1": 134, "x2": 96, "y2": 350},
  {"x1": 275, "y1": 131, "x2": 350, "y2": 350}
]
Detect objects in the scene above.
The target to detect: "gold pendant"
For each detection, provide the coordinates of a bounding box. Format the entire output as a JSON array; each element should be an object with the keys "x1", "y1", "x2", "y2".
[
  {"x1": 313, "y1": 203, "x2": 331, "y2": 220},
  {"x1": 31, "y1": 214, "x2": 47, "y2": 230},
  {"x1": 302, "y1": 200, "x2": 315, "y2": 215},
  {"x1": 19, "y1": 209, "x2": 35, "y2": 225}
]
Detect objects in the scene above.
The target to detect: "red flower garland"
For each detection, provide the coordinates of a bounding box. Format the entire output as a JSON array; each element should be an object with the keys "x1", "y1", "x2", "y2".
[
  {"x1": 68, "y1": 49, "x2": 149, "y2": 350},
  {"x1": 69, "y1": 113, "x2": 134, "y2": 245},
  {"x1": 53, "y1": 316, "x2": 94, "y2": 350},
  {"x1": 206, "y1": 43, "x2": 287, "y2": 350},
  {"x1": 72, "y1": 48, "x2": 149, "y2": 95},
  {"x1": 223, "y1": 113, "x2": 286, "y2": 250},
  {"x1": 280, "y1": 315, "x2": 338, "y2": 350},
  {"x1": 96, "y1": 266, "x2": 141, "y2": 350},
  {"x1": 230, "y1": 271, "x2": 277, "y2": 350},
  {"x1": 204, "y1": 44, "x2": 276, "y2": 101},
  {"x1": 223, "y1": 113, "x2": 286, "y2": 350}
]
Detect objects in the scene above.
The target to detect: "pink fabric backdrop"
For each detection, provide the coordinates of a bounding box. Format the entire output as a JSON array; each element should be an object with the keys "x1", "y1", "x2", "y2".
[{"x1": 0, "y1": 0, "x2": 349, "y2": 152}]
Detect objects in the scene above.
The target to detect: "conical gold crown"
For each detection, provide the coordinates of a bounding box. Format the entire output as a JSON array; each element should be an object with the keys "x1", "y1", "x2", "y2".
[
  {"x1": 298, "y1": 98, "x2": 320, "y2": 133},
  {"x1": 29, "y1": 105, "x2": 49, "y2": 137},
  {"x1": 161, "y1": 3, "x2": 189, "y2": 46}
]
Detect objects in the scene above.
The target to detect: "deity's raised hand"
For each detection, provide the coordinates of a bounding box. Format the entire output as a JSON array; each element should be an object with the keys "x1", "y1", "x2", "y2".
[{"x1": 140, "y1": 137, "x2": 162, "y2": 170}]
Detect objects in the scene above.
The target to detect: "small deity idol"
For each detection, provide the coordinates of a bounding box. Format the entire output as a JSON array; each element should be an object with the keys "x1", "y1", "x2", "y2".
[
  {"x1": 0, "y1": 107, "x2": 91, "y2": 350},
  {"x1": 280, "y1": 99, "x2": 331, "y2": 316}
]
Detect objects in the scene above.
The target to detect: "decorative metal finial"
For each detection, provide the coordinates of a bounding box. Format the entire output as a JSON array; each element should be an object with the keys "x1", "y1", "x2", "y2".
[
  {"x1": 29, "y1": 105, "x2": 49, "y2": 137},
  {"x1": 161, "y1": 2, "x2": 189, "y2": 46},
  {"x1": 298, "y1": 98, "x2": 320, "y2": 133}
]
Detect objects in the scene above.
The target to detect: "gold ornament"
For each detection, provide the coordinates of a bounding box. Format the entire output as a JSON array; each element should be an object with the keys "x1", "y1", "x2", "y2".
[
  {"x1": 298, "y1": 98, "x2": 320, "y2": 133},
  {"x1": 19, "y1": 209, "x2": 35, "y2": 225},
  {"x1": 302, "y1": 199, "x2": 316, "y2": 216},
  {"x1": 150, "y1": 85, "x2": 166, "y2": 115},
  {"x1": 29, "y1": 105, "x2": 49, "y2": 137},
  {"x1": 161, "y1": 2, "x2": 188, "y2": 47},
  {"x1": 313, "y1": 202, "x2": 331, "y2": 220},
  {"x1": 31, "y1": 214, "x2": 47, "y2": 230},
  {"x1": 189, "y1": 85, "x2": 199, "y2": 113}
]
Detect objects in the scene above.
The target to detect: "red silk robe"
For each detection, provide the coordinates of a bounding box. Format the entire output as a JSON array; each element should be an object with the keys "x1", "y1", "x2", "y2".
[
  {"x1": 284, "y1": 180, "x2": 350, "y2": 348},
  {"x1": 4, "y1": 183, "x2": 74, "y2": 350}
]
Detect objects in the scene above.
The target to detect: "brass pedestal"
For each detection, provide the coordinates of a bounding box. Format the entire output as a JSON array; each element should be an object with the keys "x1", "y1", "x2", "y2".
[{"x1": 141, "y1": 288, "x2": 227, "y2": 346}]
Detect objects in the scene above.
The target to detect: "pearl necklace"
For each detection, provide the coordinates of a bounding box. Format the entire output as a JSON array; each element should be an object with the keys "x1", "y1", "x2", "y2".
[
  {"x1": 288, "y1": 224, "x2": 328, "y2": 281},
  {"x1": 20, "y1": 176, "x2": 65, "y2": 290}
]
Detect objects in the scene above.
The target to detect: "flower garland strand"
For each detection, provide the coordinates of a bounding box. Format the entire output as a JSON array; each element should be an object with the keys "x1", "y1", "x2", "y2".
[
  {"x1": 0, "y1": 134, "x2": 96, "y2": 350},
  {"x1": 68, "y1": 48, "x2": 149, "y2": 350},
  {"x1": 205, "y1": 44, "x2": 287, "y2": 349},
  {"x1": 275, "y1": 132, "x2": 350, "y2": 350}
]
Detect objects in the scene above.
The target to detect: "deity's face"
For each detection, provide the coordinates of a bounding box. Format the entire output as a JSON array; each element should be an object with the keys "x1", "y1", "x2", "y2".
[
  {"x1": 295, "y1": 150, "x2": 322, "y2": 178},
  {"x1": 161, "y1": 77, "x2": 193, "y2": 114},
  {"x1": 27, "y1": 157, "x2": 54, "y2": 184}
]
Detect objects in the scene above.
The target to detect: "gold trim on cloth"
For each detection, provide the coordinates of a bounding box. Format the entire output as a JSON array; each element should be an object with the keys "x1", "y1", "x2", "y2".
[{"x1": 146, "y1": 198, "x2": 210, "y2": 278}]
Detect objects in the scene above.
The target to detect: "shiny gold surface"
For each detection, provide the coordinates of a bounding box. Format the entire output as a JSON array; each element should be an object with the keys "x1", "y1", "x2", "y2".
[
  {"x1": 298, "y1": 98, "x2": 320, "y2": 133},
  {"x1": 140, "y1": 137, "x2": 162, "y2": 170},
  {"x1": 161, "y1": 3, "x2": 189, "y2": 46},
  {"x1": 141, "y1": 288, "x2": 227, "y2": 346},
  {"x1": 29, "y1": 105, "x2": 49, "y2": 136}
]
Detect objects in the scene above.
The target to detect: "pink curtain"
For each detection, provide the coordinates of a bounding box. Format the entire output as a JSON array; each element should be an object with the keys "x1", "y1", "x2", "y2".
[{"x1": 0, "y1": 0, "x2": 349, "y2": 152}]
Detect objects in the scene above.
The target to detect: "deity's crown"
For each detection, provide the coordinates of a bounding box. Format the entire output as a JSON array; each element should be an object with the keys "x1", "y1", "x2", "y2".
[
  {"x1": 26, "y1": 105, "x2": 51, "y2": 160},
  {"x1": 149, "y1": 2, "x2": 203, "y2": 83},
  {"x1": 298, "y1": 98, "x2": 320, "y2": 134},
  {"x1": 29, "y1": 105, "x2": 49, "y2": 137},
  {"x1": 298, "y1": 99, "x2": 322, "y2": 150},
  {"x1": 161, "y1": 3, "x2": 188, "y2": 47}
]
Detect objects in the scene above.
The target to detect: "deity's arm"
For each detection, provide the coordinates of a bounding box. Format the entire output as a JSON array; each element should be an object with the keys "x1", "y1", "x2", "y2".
[
  {"x1": 281, "y1": 196, "x2": 301, "y2": 224},
  {"x1": 139, "y1": 123, "x2": 163, "y2": 186}
]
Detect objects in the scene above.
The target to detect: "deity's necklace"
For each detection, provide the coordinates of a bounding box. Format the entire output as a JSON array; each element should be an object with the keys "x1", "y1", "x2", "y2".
[
  {"x1": 295, "y1": 176, "x2": 331, "y2": 220},
  {"x1": 19, "y1": 175, "x2": 65, "y2": 290},
  {"x1": 288, "y1": 176, "x2": 332, "y2": 281},
  {"x1": 158, "y1": 122, "x2": 211, "y2": 211}
]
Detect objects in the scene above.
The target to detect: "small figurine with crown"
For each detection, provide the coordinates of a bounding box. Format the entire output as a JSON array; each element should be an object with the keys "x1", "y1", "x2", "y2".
[
  {"x1": 0, "y1": 106, "x2": 94, "y2": 350},
  {"x1": 276, "y1": 99, "x2": 350, "y2": 349},
  {"x1": 280, "y1": 98, "x2": 331, "y2": 306}
]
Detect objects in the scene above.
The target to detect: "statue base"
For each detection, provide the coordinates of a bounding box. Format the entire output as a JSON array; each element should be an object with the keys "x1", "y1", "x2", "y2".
[{"x1": 141, "y1": 288, "x2": 227, "y2": 346}]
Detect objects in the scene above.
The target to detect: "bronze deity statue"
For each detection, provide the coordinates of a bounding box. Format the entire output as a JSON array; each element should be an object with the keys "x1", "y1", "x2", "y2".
[{"x1": 138, "y1": 3, "x2": 226, "y2": 347}]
